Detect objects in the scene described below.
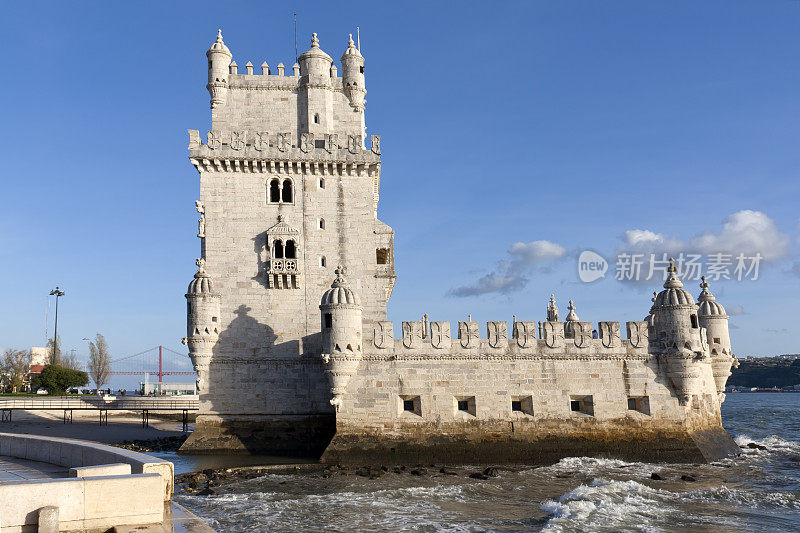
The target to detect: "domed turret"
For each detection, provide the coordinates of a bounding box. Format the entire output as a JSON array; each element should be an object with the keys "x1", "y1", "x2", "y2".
[
  {"x1": 564, "y1": 300, "x2": 579, "y2": 338},
  {"x1": 184, "y1": 258, "x2": 220, "y2": 394},
  {"x1": 298, "y1": 33, "x2": 333, "y2": 78},
  {"x1": 652, "y1": 258, "x2": 707, "y2": 405},
  {"x1": 546, "y1": 294, "x2": 559, "y2": 322},
  {"x1": 207, "y1": 29, "x2": 233, "y2": 109},
  {"x1": 319, "y1": 266, "x2": 363, "y2": 409},
  {"x1": 697, "y1": 276, "x2": 736, "y2": 398},
  {"x1": 341, "y1": 34, "x2": 366, "y2": 110}
]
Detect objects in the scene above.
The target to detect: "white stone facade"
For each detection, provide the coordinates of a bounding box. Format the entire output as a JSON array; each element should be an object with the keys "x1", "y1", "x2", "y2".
[{"x1": 182, "y1": 30, "x2": 738, "y2": 464}]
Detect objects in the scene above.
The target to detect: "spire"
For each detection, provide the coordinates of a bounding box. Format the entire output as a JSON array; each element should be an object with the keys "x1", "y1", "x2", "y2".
[
  {"x1": 566, "y1": 300, "x2": 579, "y2": 322},
  {"x1": 342, "y1": 32, "x2": 363, "y2": 58},
  {"x1": 698, "y1": 275, "x2": 715, "y2": 302},
  {"x1": 311, "y1": 32, "x2": 320, "y2": 48},
  {"x1": 663, "y1": 257, "x2": 683, "y2": 289},
  {"x1": 547, "y1": 294, "x2": 559, "y2": 322},
  {"x1": 216, "y1": 29, "x2": 223, "y2": 43}
]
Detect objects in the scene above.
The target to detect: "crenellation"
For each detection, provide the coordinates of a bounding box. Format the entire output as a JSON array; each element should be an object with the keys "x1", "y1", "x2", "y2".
[{"x1": 182, "y1": 27, "x2": 740, "y2": 465}]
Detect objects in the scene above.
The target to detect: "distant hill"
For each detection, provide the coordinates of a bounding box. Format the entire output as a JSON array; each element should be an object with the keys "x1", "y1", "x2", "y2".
[{"x1": 728, "y1": 357, "x2": 800, "y2": 389}]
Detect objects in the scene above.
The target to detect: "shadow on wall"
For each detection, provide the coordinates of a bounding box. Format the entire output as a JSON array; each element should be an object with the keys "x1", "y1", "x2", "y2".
[{"x1": 199, "y1": 304, "x2": 335, "y2": 457}]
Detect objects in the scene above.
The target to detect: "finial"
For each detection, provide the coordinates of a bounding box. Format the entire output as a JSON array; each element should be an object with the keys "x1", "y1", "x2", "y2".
[
  {"x1": 468, "y1": 314, "x2": 471, "y2": 321},
  {"x1": 700, "y1": 275, "x2": 709, "y2": 290},
  {"x1": 311, "y1": 33, "x2": 319, "y2": 47},
  {"x1": 668, "y1": 257, "x2": 677, "y2": 273},
  {"x1": 513, "y1": 314, "x2": 517, "y2": 324},
  {"x1": 195, "y1": 258, "x2": 206, "y2": 274},
  {"x1": 332, "y1": 265, "x2": 347, "y2": 287},
  {"x1": 568, "y1": 300, "x2": 575, "y2": 311},
  {"x1": 663, "y1": 257, "x2": 683, "y2": 289},
  {"x1": 348, "y1": 33, "x2": 355, "y2": 47},
  {"x1": 216, "y1": 29, "x2": 223, "y2": 43},
  {"x1": 652, "y1": 291, "x2": 657, "y2": 303}
]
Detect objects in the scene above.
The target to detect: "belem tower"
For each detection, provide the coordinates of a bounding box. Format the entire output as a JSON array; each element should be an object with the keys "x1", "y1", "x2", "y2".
[{"x1": 180, "y1": 30, "x2": 741, "y2": 464}]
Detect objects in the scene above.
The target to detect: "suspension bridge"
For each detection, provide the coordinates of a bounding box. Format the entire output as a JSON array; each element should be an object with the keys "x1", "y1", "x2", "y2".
[{"x1": 107, "y1": 345, "x2": 196, "y2": 382}]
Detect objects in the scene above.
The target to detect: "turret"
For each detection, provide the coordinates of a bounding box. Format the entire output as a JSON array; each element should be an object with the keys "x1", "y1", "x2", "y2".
[
  {"x1": 341, "y1": 34, "x2": 366, "y2": 110},
  {"x1": 206, "y1": 29, "x2": 232, "y2": 109},
  {"x1": 184, "y1": 258, "x2": 220, "y2": 393},
  {"x1": 298, "y1": 33, "x2": 333, "y2": 78},
  {"x1": 652, "y1": 259, "x2": 706, "y2": 405},
  {"x1": 564, "y1": 300, "x2": 579, "y2": 338},
  {"x1": 697, "y1": 276, "x2": 737, "y2": 398},
  {"x1": 319, "y1": 266, "x2": 363, "y2": 409}
]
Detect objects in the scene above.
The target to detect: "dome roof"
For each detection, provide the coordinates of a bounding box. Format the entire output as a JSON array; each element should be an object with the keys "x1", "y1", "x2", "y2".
[
  {"x1": 299, "y1": 33, "x2": 332, "y2": 64},
  {"x1": 565, "y1": 300, "x2": 579, "y2": 322},
  {"x1": 321, "y1": 266, "x2": 361, "y2": 307},
  {"x1": 697, "y1": 276, "x2": 727, "y2": 317},
  {"x1": 187, "y1": 259, "x2": 216, "y2": 295},
  {"x1": 341, "y1": 34, "x2": 362, "y2": 61},
  {"x1": 207, "y1": 29, "x2": 231, "y2": 56},
  {"x1": 653, "y1": 258, "x2": 696, "y2": 308}
]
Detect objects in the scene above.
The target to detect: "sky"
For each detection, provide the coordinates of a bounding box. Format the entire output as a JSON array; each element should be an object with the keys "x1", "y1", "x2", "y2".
[{"x1": 1, "y1": 1, "x2": 799, "y2": 385}]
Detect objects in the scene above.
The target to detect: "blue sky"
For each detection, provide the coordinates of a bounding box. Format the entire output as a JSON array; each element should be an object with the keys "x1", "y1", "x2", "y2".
[{"x1": 1, "y1": 1, "x2": 799, "y2": 382}]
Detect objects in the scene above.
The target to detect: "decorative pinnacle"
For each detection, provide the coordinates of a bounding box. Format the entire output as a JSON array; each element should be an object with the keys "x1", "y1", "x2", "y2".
[
  {"x1": 332, "y1": 265, "x2": 347, "y2": 287},
  {"x1": 216, "y1": 29, "x2": 223, "y2": 42},
  {"x1": 311, "y1": 33, "x2": 319, "y2": 47},
  {"x1": 663, "y1": 257, "x2": 683, "y2": 289},
  {"x1": 348, "y1": 33, "x2": 355, "y2": 46},
  {"x1": 652, "y1": 291, "x2": 657, "y2": 303},
  {"x1": 668, "y1": 257, "x2": 677, "y2": 273},
  {"x1": 195, "y1": 258, "x2": 208, "y2": 276},
  {"x1": 700, "y1": 275, "x2": 709, "y2": 290},
  {"x1": 568, "y1": 300, "x2": 575, "y2": 311}
]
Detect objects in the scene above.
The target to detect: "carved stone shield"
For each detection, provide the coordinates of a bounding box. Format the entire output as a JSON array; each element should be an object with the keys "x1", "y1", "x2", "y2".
[
  {"x1": 371, "y1": 135, "x2": 381, "y2": 155},
  {"x1": 487, "y1": 321, "x2": 508, "y2": 349},
  {"x1": 372, "y1": 321, "x2": 394, "y2": 350},
  {"x1": 253, "y1": 131, "x2": 269, "y2": 151},
  {"x1": 230, "y1": 130, "x2": 245, "y2": 151},
  {"x1": 188, "y1": 129, "x2": 201, "y2": 150},
  {"x1": 402, "y1": 321, "x2": 422, "y2": 349},
  {"x1": 207, "y1": 130, "x2": 221, "y2": 150},
  {"x1": 458, "y1": 321, "x2": 479, "y2": 349},
  {"x1": 430, "y1": 321, "x2": 450, "y2": 349},
  {"x1": 542, "y1": 321, "x2": 564, "y2": 349},
  {"x1": 325, "y1": 134, "x2": 338, "y2": 153},
  {"x1": 347, "y1": 134, "x2": 360, "y2": 154},
  {"x1": 300, "y1": 132, "x2": 313, "y2": 153},
  {"x1": 627, "y1": 321, "x2": 649, "y2": 348},
  {"x1": 599, "y1": 321, "x2": 620, "y2": 348},
  {"x1": 574, "y1": 322, "x2": 592, "y2": 348},
  {"x1": 277, "y1": 132, "x2": 291, "y2": 152},
  {"x1": 514, "y1": 321, "x2": 537, "y2": 348}
]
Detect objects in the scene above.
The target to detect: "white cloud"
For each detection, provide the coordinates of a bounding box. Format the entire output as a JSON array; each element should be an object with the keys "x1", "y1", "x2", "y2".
[
  {"x1": 689, "y1": 210, "x2": 789, "y2": 261},
  {"x1": 448, "y1": 240, "x2": 567, "y2": 297},
  {"x1": 727, "y1": 305, "x2": 745, "y2": 316},
  {"x1": 620, "y1": 229, "x2": 684, "y2": 254}
]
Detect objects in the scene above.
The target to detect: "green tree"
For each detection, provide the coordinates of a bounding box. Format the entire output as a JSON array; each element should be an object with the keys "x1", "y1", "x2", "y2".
[
  {"x1": 88, "y1": 333, "x2": 111, "y2": 392},
  {"x1": 32, "y1": 365, "x2": 89, "y2": 395},
  {"x1": 1, "y1": 349, "x2": 32, "y2": 393}
]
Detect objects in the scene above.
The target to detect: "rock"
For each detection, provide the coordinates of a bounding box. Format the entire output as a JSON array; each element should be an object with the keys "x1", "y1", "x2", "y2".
[
  {"x1": 680, "y1": 475, "x2": 696, "y2": 482},
  {"x1": 197, "y1": 488, "x2": 214, "y2": 496},
  {"x1": 410, "y1": 468, "x2": 426, "y2": 476},
  {"x1": 483, "y1": 467, "x2": 500, "y2": 477},
  {"x1": 469, "y1": 472, "x2": 489, "y2": 480},
  {"x1": 439, "y1": 467, "x2": 458, "y2": 475},
  {"x1": 650, "y1": 473, "x2": 663, "y2": 480},
  {"x1": 747, "y1": 442, "x2": 768, "y2": 451}
]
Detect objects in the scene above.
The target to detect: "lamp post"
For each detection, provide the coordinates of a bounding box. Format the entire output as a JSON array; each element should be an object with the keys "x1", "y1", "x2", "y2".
[{"x1": 49, "y1": 287, "x2": 65, "y2": 364}]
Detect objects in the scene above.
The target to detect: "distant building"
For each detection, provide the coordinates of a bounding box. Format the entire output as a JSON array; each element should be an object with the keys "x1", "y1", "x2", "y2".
[{"x1": 30, "y1": 346, "x2": 50, "y2": 367}]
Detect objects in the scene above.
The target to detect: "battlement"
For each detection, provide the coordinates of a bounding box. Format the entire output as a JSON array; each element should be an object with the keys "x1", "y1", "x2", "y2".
[
  {"x1": 187, "y1": 129, "x2": 381, "y2": 174},
  {"x1": 366, "y1": 319, "x2": 650, "y2": 358},
  {"x1": 224, "y1": 63, "x2": 347, "y2": 89}
]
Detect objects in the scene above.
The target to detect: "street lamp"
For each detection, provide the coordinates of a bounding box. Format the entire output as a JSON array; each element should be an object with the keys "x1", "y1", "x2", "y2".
[{"x1": 49, "y1": 287, "x2": 65, "y2": 363}]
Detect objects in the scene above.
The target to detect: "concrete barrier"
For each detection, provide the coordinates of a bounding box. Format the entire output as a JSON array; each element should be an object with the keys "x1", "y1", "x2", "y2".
[
  {"x1": 0, "y1": 432, "x2": 173, "y2": 500},
  {"x1": 0, "y1": 432, "x2": 175, "y2": 532}
]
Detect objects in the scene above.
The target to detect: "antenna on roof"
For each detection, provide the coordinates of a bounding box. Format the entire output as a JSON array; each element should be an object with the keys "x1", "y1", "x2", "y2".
[
  {"x1": 293, "y1": 13, "x2": 298, "y2": 64},
  {"x1": 356, "y1": 26, "x2": 361, "y2": 51}
]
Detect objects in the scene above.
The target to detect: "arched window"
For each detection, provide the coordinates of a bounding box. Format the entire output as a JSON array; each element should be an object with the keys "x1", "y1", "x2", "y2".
[
  {"x1": 282, "y1": 179, "x2": 293, "y2": 203},
  {"x1": 320, "y1": 256, "x2": 326, "y2": 267},
  {"x1": 273, "y1": 240, "x2": 284, "y2": 259},
  {"x1": 319, "y1": 218, "x2": 325, "y2": 229},
  {"x1": 269, "y1": 179, "x2": 280, "y2": 203},
  {"x1": 285, "y1": 239, "x2": 296, "y2": 259},
  {"x1": 314, "y1": 113, "x2": 320, "y2": 124},
  {"x1": 690, "y1": 315, "x2": 699, "y2": 329},
  {"x1": 319, "y1": 178, "x2": 325, "y2": 189}
]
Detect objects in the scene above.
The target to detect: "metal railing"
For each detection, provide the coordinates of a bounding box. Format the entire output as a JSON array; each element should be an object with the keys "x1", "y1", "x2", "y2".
[{"x1": 0, "y1": 396, "x2": 198, "y2": 411}]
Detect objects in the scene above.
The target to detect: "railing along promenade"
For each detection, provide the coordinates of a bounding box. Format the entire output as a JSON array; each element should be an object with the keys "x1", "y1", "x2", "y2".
[{"x1": 0, "y1": 396, "x2": 198, "y2": 430}]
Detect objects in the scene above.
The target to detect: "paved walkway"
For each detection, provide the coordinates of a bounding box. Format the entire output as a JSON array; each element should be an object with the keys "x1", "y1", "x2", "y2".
[{"x1": 0, "y1": 455, "x2": 70, "y2": 483}]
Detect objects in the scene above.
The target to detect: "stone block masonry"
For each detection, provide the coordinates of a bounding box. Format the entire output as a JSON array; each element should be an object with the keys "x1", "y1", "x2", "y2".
[{"x1": 181, "y1": 28, "x2": 738, "y2": 464}]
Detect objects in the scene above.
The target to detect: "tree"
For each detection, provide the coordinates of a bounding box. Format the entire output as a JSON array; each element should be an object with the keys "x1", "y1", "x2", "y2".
[
  {"x1": 61, "y1": 351, "x2": 83, "y2": 372},
  {"x1": 1, "y1": 349, "x2": 32, "y2": 393},
  {"x1": 46, "y1": 335, "x2": 62, "y2": 366},
  {"x1": 88, "y1": 333, "x2": 111, "y2": 392},
  {"x1": 31, "y1": 365, "x2": 88, "y2": 395}
]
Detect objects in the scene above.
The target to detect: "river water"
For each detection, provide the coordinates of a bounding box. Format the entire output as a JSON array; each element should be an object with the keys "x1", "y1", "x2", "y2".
[{"x1": 174, "y1": 393, "x2": 800, "y2": 532}]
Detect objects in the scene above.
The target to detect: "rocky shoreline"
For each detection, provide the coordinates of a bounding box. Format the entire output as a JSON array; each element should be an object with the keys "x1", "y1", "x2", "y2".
[{"x1": 115, "y1": 435, "x2": 188, "y2": 453}]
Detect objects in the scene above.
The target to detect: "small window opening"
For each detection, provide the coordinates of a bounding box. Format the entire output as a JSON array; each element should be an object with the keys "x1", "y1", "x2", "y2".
[
  {"x1": 282, "y1": 179, "x2": 293, "y2": 203},
  {"x1": 455, "y1": 396, "x2": 476, "y2": 416},
  {"x1": 269, "y1": 179, "x2": 280, "y2": 203},
  {"x1": 314, "y1": 113, "x2": 320, "y2": 124},
  {"x1": 400, "y1": 395, "x2": 421, "y2": 416},
  {"x1": 627, "y1": 398, "x2": 637, "y2": 410},
  {"x1": 324, "y1": 313, "x2": 332, "y2": 328},
  {"x1": 457, "y1": 400, "x2": 469, "y2": 411},
  {"x1": 403, "y1": 400, "x2": 414, "y2": 411},
  {"x1": 359, "y1": 66, "x2": 364, "y2": 73},
  {"x1": 376, "y1": 248, "x2": 390, "y2": 265},
  {"x1": 511, "y1": 400, "x2": 522, "y2": 412},
  {"x1": 690, "y1": 315, "x2": 699, "y2": 328},
  {"x1": 713, "y1": 337, "x2": 721, "y2": 344},
  {"x1": 511, "y1": 395, "x2": 534, "y2": 416},
  {"x1": 319, "y1": 218, "x2": 325, "y2": 229},
  {"x1": 628, "y1": 396, "x2": 651, "y2": 415},
  {"x1": 285, "y1": 240, "x2": 296, "y2": 259},
  {"x1": 212, "y1": 316, "x2": 218, "y2": 322},
  {"x1": 319, "y1": 178, "x2": 325, "y2": 189},
  {"x1": 273, "y1": 240, "x2": 284, "y2": 259},
  {"x1": 569, "y1": 395, "x2": 594, "y2": 416},
  {"x1": 320, "y1": 256, "x2": 326, "y2": 267}
]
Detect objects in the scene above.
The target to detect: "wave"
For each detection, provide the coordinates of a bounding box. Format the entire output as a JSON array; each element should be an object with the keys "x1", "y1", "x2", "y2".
[{"x1": 733, "y1": 433, "x2": 800, "y2": 455}]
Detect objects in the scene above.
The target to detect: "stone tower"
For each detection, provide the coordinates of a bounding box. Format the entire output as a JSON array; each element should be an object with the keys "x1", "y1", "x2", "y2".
[
  {"x1": 181, "y1": 31, "x2": 395, "y2": 454},
  {"x1": 697, "y1": 276, "x2": 737, "y2": 398}
]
